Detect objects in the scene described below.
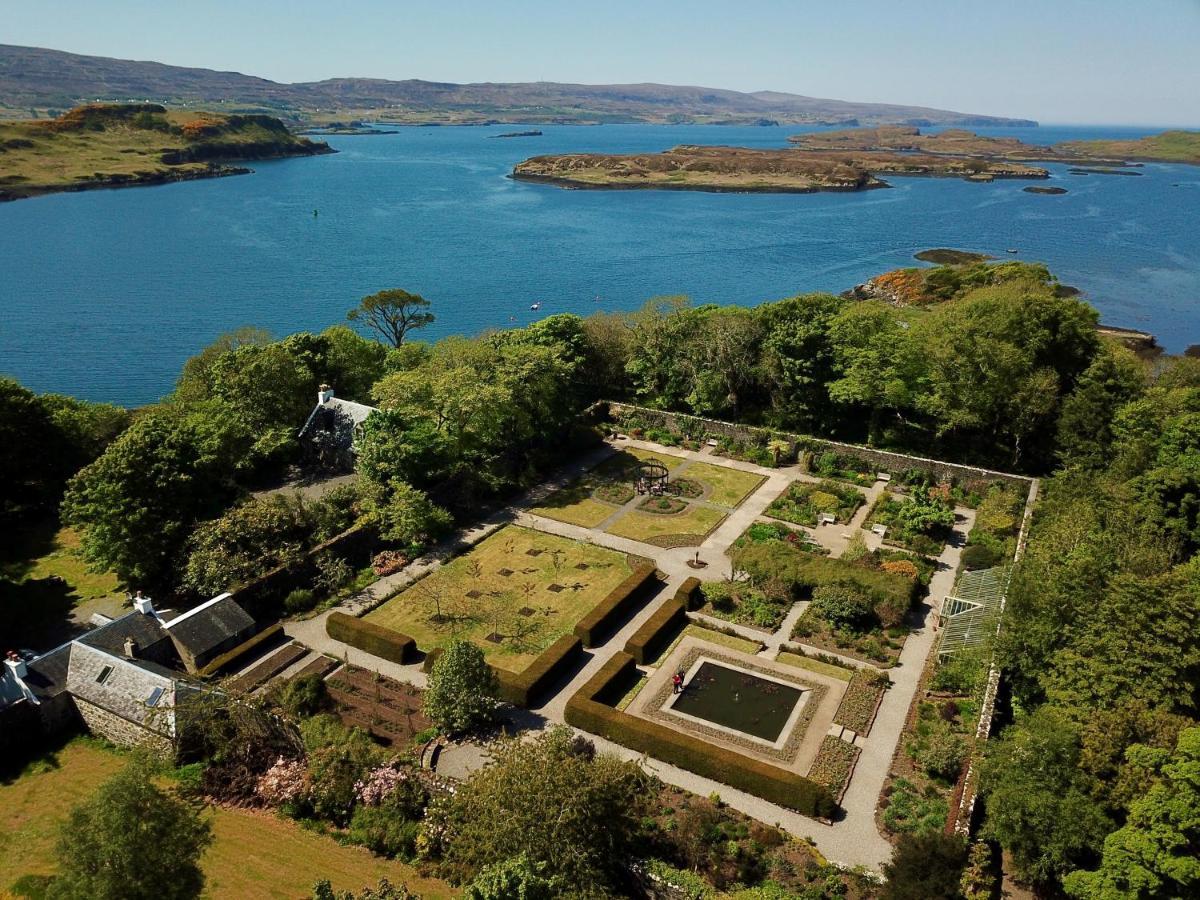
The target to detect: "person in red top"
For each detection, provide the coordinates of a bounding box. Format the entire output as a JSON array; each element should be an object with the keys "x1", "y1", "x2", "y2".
[{"x1": 672, "y1": 672, "x2": 683, "y2": 694}]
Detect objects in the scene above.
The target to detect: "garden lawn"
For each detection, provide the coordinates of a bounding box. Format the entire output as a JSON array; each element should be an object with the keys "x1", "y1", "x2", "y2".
[
  {"x1": 0, "y1": 739, "x2": 452, "y2": 900},
  {"x1": 649, "y1": 623, "x2": 763, "y2": 667},
  {"x1": 366, "y1": 525, "x2": 635, "y2": 673},
  {"x1": 529, "y1": 481, "x2": 618, "y2": 528},
  {"x1": 683, "y1": 462, "x2": 766, "y2": 508},
  {"x1": 775, "y1": 651, "x2": 854, "y2": 682},
  {"x1": 606, "y1": 503, "x2": 726, "y2": 548},
  {"x1": 595, "y1": 446, "x2": 686, "y2": 478}
]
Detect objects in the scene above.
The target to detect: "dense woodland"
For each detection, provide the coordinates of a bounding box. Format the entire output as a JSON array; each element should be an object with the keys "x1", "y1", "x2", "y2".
[{"x1": 2, "y1": 259, "x2": 1198, "y2": 898}]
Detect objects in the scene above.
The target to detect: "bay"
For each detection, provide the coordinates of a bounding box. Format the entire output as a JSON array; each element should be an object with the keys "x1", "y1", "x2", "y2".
[{"x1": 0, "y1": 122, "x2": 1196, "y2": 406}]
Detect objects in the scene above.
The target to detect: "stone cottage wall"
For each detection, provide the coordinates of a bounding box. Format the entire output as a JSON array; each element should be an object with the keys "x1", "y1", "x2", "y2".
[{"x1": 74, "y1": 698, "x2": 171, "y2": 755}]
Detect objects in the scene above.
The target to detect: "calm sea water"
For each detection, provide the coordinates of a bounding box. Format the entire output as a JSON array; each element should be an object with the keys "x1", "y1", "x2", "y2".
[{"x1": 1, "y1": 123, "x2": 1197, "y2": 406}]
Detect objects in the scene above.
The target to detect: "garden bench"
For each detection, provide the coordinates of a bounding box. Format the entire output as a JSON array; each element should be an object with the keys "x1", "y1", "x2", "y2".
[{"x1": 871, "y1": 523, "x2": 888, "y2": 537}]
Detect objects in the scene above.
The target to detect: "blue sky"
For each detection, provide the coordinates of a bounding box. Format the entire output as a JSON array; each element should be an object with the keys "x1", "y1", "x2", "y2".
[{"x1": 8, "y1": 0, "x2": 1200, "y2": 125}]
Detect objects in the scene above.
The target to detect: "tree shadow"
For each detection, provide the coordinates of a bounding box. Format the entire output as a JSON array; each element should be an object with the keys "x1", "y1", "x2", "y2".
[{"x1": 0, "y1": 575, "x2": 89, "y2": 651}]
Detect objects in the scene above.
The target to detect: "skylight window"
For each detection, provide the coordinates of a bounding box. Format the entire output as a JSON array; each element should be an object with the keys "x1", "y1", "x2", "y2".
[
  {"x1": 95, "y1": 665, "x2": 113, "y2": 684},
  {"x1": 145, "y1": 687, "x2": 165, "y2": 707}
]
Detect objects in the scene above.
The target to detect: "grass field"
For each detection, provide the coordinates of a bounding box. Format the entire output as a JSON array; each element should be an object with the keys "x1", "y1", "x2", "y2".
[
  {"x1": 683, "y1": 462, "x2": 766, "y2": 508},
  {"x1": 649, "y1": 623, "x2": 764, "y2": 667},
  {"x1": 0, "y1": 740, "x2": 453, "y2": 900},
  {"x1": 366, "y1": 526, "x2": 634, "y2": 672},
  {"x1": 0, "y1": 519, "x2": 125, "y2": 650},
  {"x1": 606, "y1": 503, "x2": 726, "y2": 548},
  {"x1": 776, "y1": 651, "x2": 855, "y2": 682}
]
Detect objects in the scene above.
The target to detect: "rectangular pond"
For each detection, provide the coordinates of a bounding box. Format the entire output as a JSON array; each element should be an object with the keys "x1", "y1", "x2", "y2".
[{"x1": 669, "y1": 661, "x2": 803, "y2": 742}]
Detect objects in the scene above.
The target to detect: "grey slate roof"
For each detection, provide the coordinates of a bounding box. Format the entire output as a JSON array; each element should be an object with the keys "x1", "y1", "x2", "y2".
[
  {"x1": 21, "y1": 644, "x2": 71, "y2": 701},
  {"x1": 164, "y1": 594, "x2": 255, "y2": 658},
  {"x1": 77, "y1": 609, "x2": 172, "y2": 659},
  {"x1": 65, "y1": 643, "x2": 182, "y2": 735},
  {"x1": 298, "y1": 396, "x2": 377, "y2": 447}
]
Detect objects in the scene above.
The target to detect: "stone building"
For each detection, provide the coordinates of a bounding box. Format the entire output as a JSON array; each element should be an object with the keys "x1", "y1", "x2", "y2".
[{"x1": 1, "y1": 591, "x2": 259, "y2": 753}]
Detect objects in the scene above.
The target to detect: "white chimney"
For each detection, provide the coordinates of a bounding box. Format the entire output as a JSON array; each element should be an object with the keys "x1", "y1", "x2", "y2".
[
  {"x1": 133, "y1": 593, "x2": 154, "y2": 616},
  {"x1": 318, "y1": 384, "x2": 335, "y2": 404},
  {"x1": 5, "y1": 655, "x2": 27, "y2": 680}
]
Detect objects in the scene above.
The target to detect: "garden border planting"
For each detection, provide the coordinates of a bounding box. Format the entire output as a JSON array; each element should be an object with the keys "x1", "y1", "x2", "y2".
[
  {"x1": 326, "y1": 611, "x2": 417, "y2": 664},
  {"x1": 832, "y1": 669, "x2": 890, "y2": 736},
  {"x1": 564, "y1": 651, "x2": 837, "y2": 819},
  {"x1": 808, "y1": 735, "x2": 861, "y2": 804},
  {"x1": 573, "y1": 563, "x2": 660, "y2": 647}
]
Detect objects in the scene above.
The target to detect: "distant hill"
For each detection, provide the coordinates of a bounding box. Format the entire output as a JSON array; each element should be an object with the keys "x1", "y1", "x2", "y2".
[{"x1": 0, "y1": 44, "x2": 1038, "y2": 127}]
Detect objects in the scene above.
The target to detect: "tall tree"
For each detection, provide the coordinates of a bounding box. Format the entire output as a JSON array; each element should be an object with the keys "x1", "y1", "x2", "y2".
[
  {"x1": 432, "y1": 727, "x2": 650, "y2": 893},
  {"x1": 61, "y1": 402, "x2": 253, "y2": 590},
  {"x1": 48, "y1": 763, "x2": 213, "y2": 900},
  {"x1": 348, "y1": 289, "x2": 435, "y2": 347},
  {"x1": 1064, "y1": 728, "x2": 1200, "y2": 900},
  {"x1": 424, "y1": 639, "x2": 499, "y2": 734}
]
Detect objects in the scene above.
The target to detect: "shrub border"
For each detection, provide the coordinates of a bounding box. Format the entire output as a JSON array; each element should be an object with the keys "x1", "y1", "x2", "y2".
[{"x1": 564, "y1": 651, "x2": 836, "y2": 819}]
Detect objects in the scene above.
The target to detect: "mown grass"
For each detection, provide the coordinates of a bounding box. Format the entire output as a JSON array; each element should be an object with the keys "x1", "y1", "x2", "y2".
[
  {"x1": 366, "y1": 525, "x2": 633, "y2": 672},
  {"x1": 775, "y1": 651, "x2": 854, "y2": 682},
  {"x1": 0, "y1": 739, "x2": 453, "y2": 899},
  {"x1": 606, "y1": 503, "x2": 726, "y2": 547},
  {"x1": 682, "y1": 462, "x2": 766, "y2": 508},
  {"x1": 649, "y1": 623, "x2": 762, "y2": 667}
]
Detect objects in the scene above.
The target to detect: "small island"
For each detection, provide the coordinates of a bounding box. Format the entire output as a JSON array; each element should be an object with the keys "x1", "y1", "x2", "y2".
[
  {"x1": 298, "y1": 121, "x2": 398, "y2": 135},
  {"x1": 511, "y1": 144, "x2": 1048, "y2": 193},
  {"x1": 491, "y1": 130, "x2": 544, "y2": 138},
  {"x1": 0, "y1": 103, "x2": 333, "y2": 202},
  {"x1": 914, "y1": 248, "x2": 993, "y2": 264},
  {"x1": 1023, "y1": 185, "x2": 1068, "y2": 194}
]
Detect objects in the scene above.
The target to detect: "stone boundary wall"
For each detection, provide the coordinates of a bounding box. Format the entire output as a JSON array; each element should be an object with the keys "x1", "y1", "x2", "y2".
[{"x1": 604, "y1": 402, "x2": 1033, "y2": 493}]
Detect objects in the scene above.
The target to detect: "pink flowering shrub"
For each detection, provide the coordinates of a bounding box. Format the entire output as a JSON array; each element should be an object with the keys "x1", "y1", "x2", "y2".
[
  {"x1": 372, "y1": 550, "x2": 409, "y2": 576},
  {"x1": 356, "y1": 764, "x2": 429, "y2": 818},
  {"x1": 255, "y1": 756, "x2": 308, "y2": 806}
]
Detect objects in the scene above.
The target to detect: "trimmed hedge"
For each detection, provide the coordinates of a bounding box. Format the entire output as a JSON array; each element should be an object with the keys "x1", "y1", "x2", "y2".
[
  {"x1": 573, "y1": 564, "x2": 660, "y2": 647},
  {"x1": 197, "y1": 622, "x2": 283, "y2": 677},
  {"x1": 420, "y1": 636, "x2": 584, "y2": 708},
  {"x1": 494, "y1": 634, "x2": 584, "y2": 707},
  {"x1": 675, "y1": 576, "x2": 703, "y2": 610},
  {"x1": 326, "y1": 611, "x2": 416, "y2": 664},
  {"x1": 624, "y1": 599, "x2": 686, "y2": 665},
  {"x1": 565, "y1": 651, "x2": 837, "y2": 819}
]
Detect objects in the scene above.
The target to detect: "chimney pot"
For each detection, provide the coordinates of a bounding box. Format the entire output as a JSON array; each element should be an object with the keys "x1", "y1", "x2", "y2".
[
  {"x1": 318, "y1": 384, "x2": 334, "y2": 405},
  {"x1": 133, "y1": 594, "x2": 155, "y2": 616},
  {"x1": 4, "y1": 655, "x2": 27, "y2": 680}
]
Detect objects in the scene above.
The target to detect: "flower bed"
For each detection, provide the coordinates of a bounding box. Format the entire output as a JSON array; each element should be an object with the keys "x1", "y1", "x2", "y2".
[
  {"x1": 808, "y1": 451, "x2": 878, "y2": 487},
  {"x1": 766, "y1": 479, "x2": 864, "y2": 527},
  {"x1": 699, "y1": 580, "x2": 790, "y2": 631},
  {"x1": 865, "y1": 491, "x2": 953, "y2": 557},
  {"x1": 639, "y1": 495, "x2": 688, "y2": 515},
  {"x1": 808, "y1": 736, "x2": 860, "y2": 802},
  {"x1": 832, "y1": 669, "x2": 890, "y2": 736}
]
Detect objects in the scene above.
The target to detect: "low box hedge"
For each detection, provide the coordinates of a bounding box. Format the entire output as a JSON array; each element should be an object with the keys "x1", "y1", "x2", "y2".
[
  {"x1": 326, "y1": 611, "x2": 416, "y2": 664},
  {"x1": 574, "y1": 564, "x2": 660, "y2": 647},
  {"x1": 675, "y1": 576, "x2": 703, "y2": 610},
  {"x1": 624, "y1": 599, "x2": 686, "y2": 665},
  {"x1": 565, "y1": 651, "x2": 836, "y2": 819},
  {"x1": 495, "y1": 634, "x2": 584, "y2": 707}
]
